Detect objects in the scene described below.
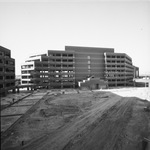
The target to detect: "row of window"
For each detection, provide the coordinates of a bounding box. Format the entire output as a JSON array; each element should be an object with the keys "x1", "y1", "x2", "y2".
[
  {"x1": 0, "y1": 67, "x2": 15, "y2": 72},
  {"x1": 50, "y1": 64, "x2": 74, "y2": 67},
  {"x1": 21, "y1": 70, "x2": 34, "y2": 74},
  {"x1": 106, "y1": 56, "x2": 131, "y2": 62},
  {"x1": 22, "y1": 75, "x2": 33, "y2": 79},
  {"x1": 53, "y1": 74, "x2": 74, "y2": 78},
  {"x1": 21, "y1": 65, "x2": 34, "y2": 69},
  {"x1": 0, "y1": 59, "x2": 14, "y2": 65},
  {"x1": 50, "y1": 59, "x2": 74, "y2": 62},
  {"x1": 108, "y1": 79, "x2": 126, "y2": 82},
  {"x1": 49, "y1": 54, "x2": 73, "y2": 57},
  {"x1": 107, "y1": 55, "x2": 125, "y2": 59},
  {"x1": 107, "y1": 60, "x2": 125, "y2": 63},
  {"x1": 0, "y1": 82, "x2": 15, "y2": 88},
  {"x1": 0, "y1": 75, "x2": 15, "y2": 79},
  {"x1": 0, "y1": 52, "x2": 10, "y2": 58},
  {"x1": 21, "y1": 80, "x2": 75, "y2": 84},
  {"x1": 107, "y1": 65, "x2": 125, "y2": 67},
  {"x1": 50, "y1": 80, "x2": 75, "y2": 83},
  {"x1": 22, "y1": 64, "x2": 75, "y2": 68},
  {"x1": 22, "y1": 81, "x2": 33, "y2": 84}
]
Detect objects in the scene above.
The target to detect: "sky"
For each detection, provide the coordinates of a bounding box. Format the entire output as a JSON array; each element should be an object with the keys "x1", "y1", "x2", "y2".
[{"x1": 0, "y1": 0, "x2": 150, "y2": 75}]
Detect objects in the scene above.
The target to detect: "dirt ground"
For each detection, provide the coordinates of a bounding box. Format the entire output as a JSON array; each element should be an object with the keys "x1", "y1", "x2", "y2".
[{"x1": 1, "y1": 88, "x2": 150, "y2": 150}]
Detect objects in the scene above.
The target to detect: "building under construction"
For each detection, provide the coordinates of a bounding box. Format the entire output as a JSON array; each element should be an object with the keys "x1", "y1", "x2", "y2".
[
  {"x1": 21, "y1": 46, "x2": 138, "y2": 89},
  {"x1": 0, "y1": 46, "x2": 15, "y2": 95}
]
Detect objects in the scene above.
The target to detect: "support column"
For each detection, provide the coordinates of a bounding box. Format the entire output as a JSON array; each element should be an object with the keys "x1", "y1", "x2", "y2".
[
  {"x1": 12, "y1": 88, "x2": 16, "y2": 93},
  {"x1": 17, "y1": 88, "x2": 20, "y2": 93}
]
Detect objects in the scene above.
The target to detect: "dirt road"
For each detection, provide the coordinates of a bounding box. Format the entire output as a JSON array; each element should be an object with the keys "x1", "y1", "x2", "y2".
[{"x1": 1, "y1": 90, "x2": 150, "y2": 150}]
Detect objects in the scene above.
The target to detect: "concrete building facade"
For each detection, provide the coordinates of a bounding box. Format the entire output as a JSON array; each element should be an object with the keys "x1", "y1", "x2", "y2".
[
  {"x1": 21, "y1": 51, "x2": 75, "y2": 88},
  {"x1": 104, "y1": 52, "x2": 134, "y2": 86},
  {"x1": 65, "y1": 46, "x2": 114, "y2": 83},
  {"x1": 21, "y1": 46, "x2": 136, "y2": 89},
  {"x1": 0, "y1": 46, "x2": 15, "y2": 95}
]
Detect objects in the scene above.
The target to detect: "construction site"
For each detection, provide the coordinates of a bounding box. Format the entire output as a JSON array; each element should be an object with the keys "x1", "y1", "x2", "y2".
[{"x1": 1, "y1": 87, "x2": 150, "y2": 150}]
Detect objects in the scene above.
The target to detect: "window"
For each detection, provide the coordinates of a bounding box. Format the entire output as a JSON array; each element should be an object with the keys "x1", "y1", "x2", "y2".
[
  {"x1": 22, "y1": 76, "x2": 28, "y2": 79},
  {"x1": 56, "y1": 64, "x2": 61, "y2": 67},
  {"x1": 0, "y1": 68, "x2": 3, "y2": 72},
  {"x1": 63, "y1": 54, "x2": 67, "y2": 57},
  {"x1": 63, "y1": 64, "x2": 67, "y2": 67},
  {"x1": 22, "y1": 81, "x2": 28, "y2": 84},
  {"x1": 0, "y1": 52, "x2": 4, "y2": 56},
  {"x1": 56, "y1": 59, "x2": 61, "y2": 62},
  {"x1": 88, "y1": 60, "x2": 91, "y2": 64},
  {"x1": 87, "y1": 56, "x2": 90, "y2": 59},
  {"x1": 21, "y1": 65, "x2": 25, "y2": 69},
  {"x1": 68, "y1": 65, "x2": 73, "y2": 67},
  {"x1": 43, "y1": 64, "x2": 48, "y2": 67},
  {"x1": 55, "y1": 75, "x2": 60, "y2": 78},
  {"x1": 21, "y1": 65, "x2": 33, "y2": 69},
  {"x1": 0, "y1": 59, "x2": 3, "y2": 63},
  {"x1": 28, "y1": 75, "x2": 33, "y2": 78},
  {"x1": 68, "y1": 54, "x2": 73, "y2": 57},
  {"x1": 56, "y1": 54, "x2": 61, "y2": 56},
  {"x1": 9, "y1": 61, "x2": 14, "y2": 65},
  {"x1": 0, "y1": 84, "x2": 3, "y2": 88},
  {"x1": 88, "y1": 65, "x2": 90, "y2": 69},
  {"x1": 62, "y1": 74, "x2": 68, "y2": 78},
  {"x1": 22, "y1": 71, "x2": 27, "y2": 74}
]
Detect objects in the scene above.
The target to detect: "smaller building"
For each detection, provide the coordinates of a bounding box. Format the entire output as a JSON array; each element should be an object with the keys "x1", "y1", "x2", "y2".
[
  {"x1": 134, "y1": 77, "x2": 150, "y2": 87},
  {"x1": 78, "y1": 76, "x2": 108, "y2": 90},
  {"x1": 0, "y1": 46, "x2": 15, "y2": 96},
  {"x1": 133, "y1": 66, "x2": 139, "y2": 78}
]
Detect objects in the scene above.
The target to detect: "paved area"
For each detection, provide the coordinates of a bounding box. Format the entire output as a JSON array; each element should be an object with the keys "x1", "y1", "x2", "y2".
[
  {"x1": 101, "y1": 87, "x2": 150, "y2": 101},
  {"x1": 1, "y1": 91, "x2": 47, "y2": 132}
]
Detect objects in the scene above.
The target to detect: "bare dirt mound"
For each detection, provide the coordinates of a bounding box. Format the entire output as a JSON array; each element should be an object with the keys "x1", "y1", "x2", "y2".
[
  {"x1": 1, "y1": 91, "x2": 150, "y2": 150},
  {"x1": 40, "y1": 104, "x2": 80, "y2": 117}
]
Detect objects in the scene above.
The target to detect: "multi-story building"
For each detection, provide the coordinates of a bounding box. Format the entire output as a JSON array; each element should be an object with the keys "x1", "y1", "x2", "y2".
[
  {"x1": 21, "y1": 51, "x2": 75, "y2": 88},
  {"x1": 21, "y1": 46, "x2": 137, "y2": 88},
  {"x1": 65, "y1": 46, "x2": 114, "y2": 86},
  {"x1": 0, "y1": 46, "x2": 15, "y2": 95},
  {"x1": 104, "y1": 52, "x2": 134, "y2": 86}
]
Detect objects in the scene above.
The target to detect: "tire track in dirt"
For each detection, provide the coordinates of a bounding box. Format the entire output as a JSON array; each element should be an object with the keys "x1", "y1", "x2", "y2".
[
  {"x1": 21, "y1": 95, "x2": 122, "y2": 150},
  {"x1": 62, "y1": 97, "x2": 135, "y2": 150}
]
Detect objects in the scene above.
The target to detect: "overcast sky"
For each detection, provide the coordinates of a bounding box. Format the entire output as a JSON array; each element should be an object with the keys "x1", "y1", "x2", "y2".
[{"x1": 0, "y1": 0, "x2": 150, "y2": 75}]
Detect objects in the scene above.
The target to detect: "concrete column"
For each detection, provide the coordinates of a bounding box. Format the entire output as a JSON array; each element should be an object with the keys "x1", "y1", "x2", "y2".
[
  {"x1": 17, "y1": 88, "x2": 20, "y2": 93},
  {"x1": 12, "y1": 88, "x2": 16, "y2": 93}
]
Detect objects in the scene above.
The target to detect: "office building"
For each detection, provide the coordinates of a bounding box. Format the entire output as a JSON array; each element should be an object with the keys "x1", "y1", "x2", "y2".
[
  {"x1": 104, "y1": 52, "x2": 134, "y2": 86},
  {"x1": 0, "y1": 46, "x2": 15, "y2": 95},
  {"x1": 21, "y1": 46, "x2": 136, "y2": 88},
  {"x1": 21, "y1": 51, "x2": 75, "y2": 88}
]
